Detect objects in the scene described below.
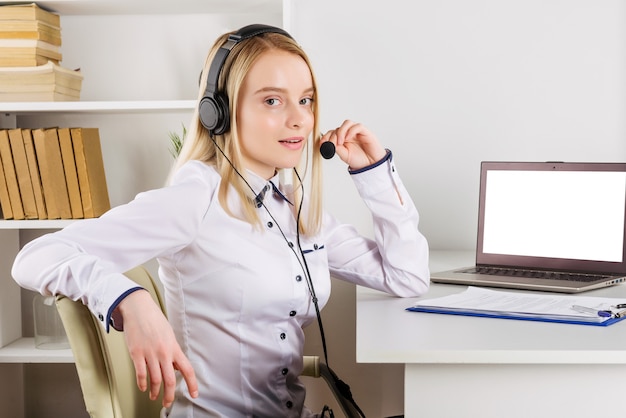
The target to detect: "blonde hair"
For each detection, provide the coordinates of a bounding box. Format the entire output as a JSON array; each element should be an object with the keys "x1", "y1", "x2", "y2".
[{"x1": 168, "y1": 29, "x2": 323, "y2": 236}]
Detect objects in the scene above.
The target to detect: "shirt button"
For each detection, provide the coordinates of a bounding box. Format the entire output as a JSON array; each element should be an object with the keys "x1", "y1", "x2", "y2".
[
  {"x1": 288, "y1": 241, "x2": 294, "y2": 248},
  {"x1": 267, "y1": 221, "x2": 273, "y2": 228},
  {"x1": 313, "y1": 244, "x2": 319, "y2": 250},
  {"x1": 286, "y1": 401, "x2": 293, "y2": 409},
  {"x1": 295, "y1": 275, "x2": 302, "y2": 282},
  {"x1": 280, "y1": 333, "x2": 286, "y2": 340},
  {"x1": 281, "y1": 368, "x2": 288, "y2": 375},
  {"x1": 98, "y1": 314, "x2": 104, "y2": 321},
  {"x1": 289, "y1": 310, "x2": 296, "y2": 317}
]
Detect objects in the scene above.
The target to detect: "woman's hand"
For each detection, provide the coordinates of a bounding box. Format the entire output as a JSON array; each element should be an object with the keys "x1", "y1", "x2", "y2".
[
  {"x1": 116, "y1": 289, "x2": 199, "y2": 407},
  {"x1": 320, "y1": 120, "x2": 387, "y2": 170}
]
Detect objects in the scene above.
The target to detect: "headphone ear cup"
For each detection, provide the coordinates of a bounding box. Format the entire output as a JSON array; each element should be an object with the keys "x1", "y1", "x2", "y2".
[
  {"x1": 212, "y1": 93, "x2": 230, "y2": 135},
  {"x1": 199, "y1": 93, "x2": 230, "y2": 135}
]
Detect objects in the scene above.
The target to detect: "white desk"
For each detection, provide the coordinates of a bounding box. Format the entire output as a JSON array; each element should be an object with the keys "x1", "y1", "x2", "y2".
[{"x1": 356, "y1": 251, "x2": 626, "y2": 418}]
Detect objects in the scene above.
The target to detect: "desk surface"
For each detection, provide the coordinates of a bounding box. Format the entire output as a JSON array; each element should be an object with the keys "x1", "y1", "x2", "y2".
[{"x1": 357, "y1": 250, "x2": 626, "y2": 365}]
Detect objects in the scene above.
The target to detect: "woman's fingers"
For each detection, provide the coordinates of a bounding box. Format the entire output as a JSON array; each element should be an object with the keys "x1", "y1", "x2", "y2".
[{"x1": 118, "y1": 289, "x2": 198, "y2": 407}]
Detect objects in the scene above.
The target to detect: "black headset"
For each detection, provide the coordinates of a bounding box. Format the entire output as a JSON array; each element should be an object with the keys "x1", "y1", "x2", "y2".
[{"x1": 198, "y1": 24, "x2": 294, "y2": 136}]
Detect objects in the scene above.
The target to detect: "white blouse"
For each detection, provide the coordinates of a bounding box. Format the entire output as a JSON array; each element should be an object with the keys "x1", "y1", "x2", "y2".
[{"x1": 12, "y1": 152, "x2": 429, "y2": 418}]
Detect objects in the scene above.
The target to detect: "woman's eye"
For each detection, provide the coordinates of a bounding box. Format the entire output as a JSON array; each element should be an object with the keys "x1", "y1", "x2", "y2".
[
  {"x1": 300, "y1": 98, "x2": 313, "y2": 106},
  {"x1": 265, "y1": 98, "x2": 279, "y2": 106}
]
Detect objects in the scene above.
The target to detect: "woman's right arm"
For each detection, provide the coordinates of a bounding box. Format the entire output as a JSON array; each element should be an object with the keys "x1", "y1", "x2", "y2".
[
  {"x1": 11, "y1": 162, "x2": 211, "y2": 405},
  {"x1": 12, "y1": 221, "x2": 199, "y2": 406},
  {"x1": 115, "y1": 288, "x2": 198, "y2": 406}
]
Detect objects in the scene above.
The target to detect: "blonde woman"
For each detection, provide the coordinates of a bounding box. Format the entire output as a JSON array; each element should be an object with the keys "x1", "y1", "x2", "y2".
[{"x1": 12, "y1": 24, "x2": 429, "y2": 417}]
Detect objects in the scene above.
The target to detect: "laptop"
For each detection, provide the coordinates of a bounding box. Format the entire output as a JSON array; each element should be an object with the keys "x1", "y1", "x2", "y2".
[{"x1": 430, "y1": 161, "x2": 626, "y2": 293}]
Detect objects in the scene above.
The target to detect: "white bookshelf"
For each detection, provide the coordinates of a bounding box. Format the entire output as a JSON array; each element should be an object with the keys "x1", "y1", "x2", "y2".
[
  {"x1": 0, "y1": 220, "x2": 78, "y2": 229},
  {"x1": 0, "y1": 338, "x2": 73, "y2": 364},
  {"x1": 0, "y1": 1, "x2": 286, "y2": 416},
  {"x1": 0, "y1": 98, "x2": 197, "y2": 365},
  {"x1": 0, "y1": 100, "x2": 196, "y2": 114},
  {"x1": 36, "y1": 0, "x2": 282, "y2": 15}
]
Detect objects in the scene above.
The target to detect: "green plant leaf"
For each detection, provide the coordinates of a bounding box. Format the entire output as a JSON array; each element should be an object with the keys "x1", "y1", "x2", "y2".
[{"x1": 168, "y1": 124, "x2": 186, "y2": 158}]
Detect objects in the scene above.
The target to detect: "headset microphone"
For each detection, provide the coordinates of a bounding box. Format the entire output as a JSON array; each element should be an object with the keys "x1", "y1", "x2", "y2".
[{"x1": 319, "y1": 141, "x2": 336, "y2": 159}]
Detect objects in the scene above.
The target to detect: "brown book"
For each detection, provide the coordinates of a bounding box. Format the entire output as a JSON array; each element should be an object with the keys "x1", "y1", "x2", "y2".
[
  {"x1": 0, "y1": 32, "x2": 61, "y2": 46},
  {"x1": 0, "y1": 83, "x2": 77, "y2": 94},
  {"x1": 0, "y1": 64, "x2": 82, "y2": 101},
  {"x1": 0, "y1": 20, "x2": 61, "y2": 45},
  {"x1": 0, "y1": 55, "x2": 59, "y2": 67},
  {"x1": 32, "y1": 128, "x2": 72, "y2": 219},
  {"x1": 0, "y1": 38, "x2": 60, "y2": 52},
  {"x1": 0, "y1": 20, "x2": 59, "y2": 32},
  {"x1": 0, "y1": 147, "x2": 14, "y2": 219},
  {"x1": 70, "y1": 128, "x2": 111, "y2": 218},
  {"x1": 0, "y1": 3, "x2": 61, "y2": 28},
  {"x1": 0, "y1": 129, "x2": 24, "y2": 219},
  {"x1": 0, "y1": 39, "x2": 62, "y2": 65},
  {"x1": 7, "y1": 129, "x2": 37, "y2": 219},
  {"x1": 0, "y1": 44, "x2": 61, "y2": 67},
  {"x1": 0, "y1": 90, "x2": 80, "y2": 102},
  {"x1": 0, "y1": 61, "x2": 83, "y2": 90},
  {"x1": 21, "y1": 128, "x2": 47, "y2": 219},
  {"x1": 57, "y1": 128, "x2": 83, "y2": 219}
]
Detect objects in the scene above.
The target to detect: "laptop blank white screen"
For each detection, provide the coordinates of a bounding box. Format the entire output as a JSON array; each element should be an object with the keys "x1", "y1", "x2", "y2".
[{"x1": 483, "y1": 170, "x2": 626, "y2": 262}]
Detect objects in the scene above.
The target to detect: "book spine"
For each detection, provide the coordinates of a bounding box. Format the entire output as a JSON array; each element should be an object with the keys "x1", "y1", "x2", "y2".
[
  {"x1": 70, "y1": 128, "x2": 110, "y2": 218},
  {"x1": 0, "y1": 30, "x2": 61, "y2": 46},
  {"x1": 0, "y1": 129, "x2": 25, "y2": 219},
  {"x1": 58, "y1": 128, "x2": 83, "y2": 219},
  {"x1": 33, "y1": 128, "x2": 72, "y2": 219},
  {"x1": 7, "y1": 129, "x2": 38, "y2": 219},
  {"x1": 21, "y1": 128, "x2": 47, "y2": 219},
  {"x1": 0, "y1": 4, "x2": 61, "y2": 28},
  {"x1": 0, "y1": 143, "x2": 14, "y2": 219}
]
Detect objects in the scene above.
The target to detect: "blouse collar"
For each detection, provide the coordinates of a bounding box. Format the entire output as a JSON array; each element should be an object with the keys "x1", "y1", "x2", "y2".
[{"x1": 245, "y1": 170, "x2": 292, "y2": 207}]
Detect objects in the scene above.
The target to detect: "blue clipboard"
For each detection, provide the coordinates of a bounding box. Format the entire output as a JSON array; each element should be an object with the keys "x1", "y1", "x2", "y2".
[{"x1": 406, "y1": 306, "x2": 626, "y2": 326}]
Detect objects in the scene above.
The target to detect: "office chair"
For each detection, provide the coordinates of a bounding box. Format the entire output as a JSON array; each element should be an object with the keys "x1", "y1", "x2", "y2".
[
  {"x1": 56, "y1": 265, "x2": 164, "y2": 418},
  {"x1": 57, "y1": 266, "x2": 370, "y2": 418},
  {"x1": 302, "y1": 355, "x2": 364, "y2": 418}
]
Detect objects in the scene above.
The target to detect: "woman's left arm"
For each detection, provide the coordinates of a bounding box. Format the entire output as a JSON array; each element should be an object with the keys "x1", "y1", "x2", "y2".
[{"x1": 322, "y1": 121, "x2": 430, "y2": 297}]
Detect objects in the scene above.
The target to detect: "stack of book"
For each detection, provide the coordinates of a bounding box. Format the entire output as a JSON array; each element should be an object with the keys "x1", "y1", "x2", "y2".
[
  {"x1": 0, "y1": 3, "x2": 83, "y2": 101},
  {"x1": 0, "y1": 127, "x2": 111, "y2": 220}
]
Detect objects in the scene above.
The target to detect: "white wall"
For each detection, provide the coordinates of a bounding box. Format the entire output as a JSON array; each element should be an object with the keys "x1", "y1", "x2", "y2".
[
  {"x1": 290, "y1": 0, "x2": 626, "y2": 250},
  {"x1": 290, "y1": 1, "x2": 626, "y2": 416}
]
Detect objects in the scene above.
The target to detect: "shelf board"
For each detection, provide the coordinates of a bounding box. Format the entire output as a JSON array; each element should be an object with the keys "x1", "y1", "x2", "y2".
[
  {"x1": 0, "y1": 219, "x2": 79, "y2": 229},
  {"x1": 0, "y1": 337, "x2": 74, "y2": 363},
  {"x1": 0, "y1": 100, "x2": 196, "y2": 115},
  {"x1": 32, "y1": 0, "x2": 282, "y2": 15}
]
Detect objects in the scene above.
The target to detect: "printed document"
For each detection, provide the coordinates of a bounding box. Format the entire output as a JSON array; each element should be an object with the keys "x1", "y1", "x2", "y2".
[{"x1": 409, "y1": 287, "x2": 626, "y2": 323}]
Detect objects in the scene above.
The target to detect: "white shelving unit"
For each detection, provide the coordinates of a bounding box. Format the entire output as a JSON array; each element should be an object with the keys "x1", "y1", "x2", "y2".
[
  {"x1": 0, "y1": 100, "x2": 197, "y2": 129},
  {"x1": 0, "y1": 219, "x2": 77, "y2": 229},
  {"x1": 0, "y1": 1, "x2": 285, "y2": 416},
  {"x1": 0, "y1": 338, "x2": 74, "y2": 364},
  {"x1": 0, "y1": 99, "x2": 196, "y2": 113},
  {"x1": 0, "y1": 101, "x2": 196, "y2": 366}
]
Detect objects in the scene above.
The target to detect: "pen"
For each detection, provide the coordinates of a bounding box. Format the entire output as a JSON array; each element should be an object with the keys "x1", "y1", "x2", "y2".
[
  {"x1": 615, "y1": 310, "x2": 626, "y2": 319},
  {"x1": 571, "y1": 305, "x2": 613, "y2": 318},
  {"x1": 614, "y1": 304, "x2": 626, "y2": 309}
]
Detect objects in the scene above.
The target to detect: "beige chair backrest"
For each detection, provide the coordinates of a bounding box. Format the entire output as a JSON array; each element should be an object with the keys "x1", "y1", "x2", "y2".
[{"x1": 56, "y1": 265, "x2": 165, "y2": 418}]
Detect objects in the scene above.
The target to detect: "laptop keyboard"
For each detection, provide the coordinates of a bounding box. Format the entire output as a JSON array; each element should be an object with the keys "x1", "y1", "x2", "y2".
[{"x1": 461, "y1": 267, "x2": 611, "y2": 283}]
